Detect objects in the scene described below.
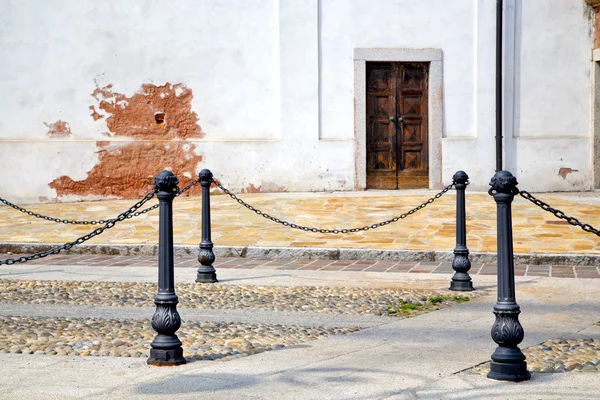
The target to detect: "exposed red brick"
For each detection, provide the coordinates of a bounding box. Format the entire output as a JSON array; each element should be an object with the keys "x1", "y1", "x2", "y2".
[
  {"x1": 50, "y1": 82, "x2": 204, "y2": 199},
  {"x1": 50, "y1": 142, "x2": 202, "y2": 198},
  {"x1": 558, "y1": 167, "x2": 578, "y2": 180},
  {"x1": 89, "y1": 105, "x2": 104, "y2": 121},
  {"x1": 244, "y1": 184, "x2": 262, "y2": 194},
  {"x1": 91, "y1": 82, "x2": 202, "y2": 139},
  {"x1": 45, "y1": 120, "x2": 72, "y2": 138},
  {"x1": 242, "y1": 183, "x2": 287, "y2": 193}
]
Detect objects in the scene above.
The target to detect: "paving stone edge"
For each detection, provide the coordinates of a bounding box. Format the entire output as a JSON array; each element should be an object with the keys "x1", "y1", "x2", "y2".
[{"x1": 1, "y1": 242, "x2": 600, "y2": 266}]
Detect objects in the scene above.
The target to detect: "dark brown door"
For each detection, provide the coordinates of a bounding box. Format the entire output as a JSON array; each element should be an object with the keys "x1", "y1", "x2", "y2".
[{"x1": 366, "y1": 62, "x2": 429, "y2": 189}]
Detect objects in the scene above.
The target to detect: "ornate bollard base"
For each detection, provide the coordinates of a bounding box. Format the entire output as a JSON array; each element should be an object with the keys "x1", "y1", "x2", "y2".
[
  {"x1": 196, "y1": 245, "x2": 218, "y2": 283},
  {"x1": 488, "y1": 361, "x2": 531, "y2": 382},
  {"x1": 450, "y1": 253, "x2": 473, "y2": 291},
  {"x1": 449, "y1": 278, "x2": 473, "y2": 291},
  {"x1": 147, "y1": 347, "x2": 186, "y2": 366},
  {"x1": 196, "y1": 269, "x2": 218, "y2": 283}
]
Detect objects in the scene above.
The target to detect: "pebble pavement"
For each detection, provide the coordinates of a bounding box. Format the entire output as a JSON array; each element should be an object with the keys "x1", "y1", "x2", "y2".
[
  {"x1": 524, "y1": 338, "x2": 600, "y2": 373},
  {"x1": 1, "y1": 278, "x2": 598, "y2": 373},
  {"x1": 0, "y1": 316, "x2": 357, "y2": 361},
  {"x1": 470, "y1": 333, "x2": 600, "y2": 375},
  {"x1": 0, "y1": 279, "x2": 479, "y2": 315},
  {"x1": 0, "y1": 278, "x2": 477, "y2": 362}
]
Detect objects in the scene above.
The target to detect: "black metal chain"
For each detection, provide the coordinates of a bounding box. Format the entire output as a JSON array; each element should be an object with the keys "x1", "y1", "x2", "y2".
[
  {"x1": 213, "y1": 178, "x2": 454, "y2": 234},
  {"x1": 0, "y1": 179, "x2": 199, "y2": 225},
  {"x1": 177, "y1": 179, "x2": 199, "y2": 196},
  {"x1": 519, "y1": 190, "x2": 600, "y2": 237},
  {"x1": 0, "y1": 190, "x2": 158, "y2": 266}
]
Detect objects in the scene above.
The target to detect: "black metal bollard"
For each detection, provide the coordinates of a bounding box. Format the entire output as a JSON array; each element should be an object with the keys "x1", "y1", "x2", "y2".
[
  {"x1": 450, "y1": 171, "x2": 473, "y2": 291},
  {"x1": 196, "y1": 169, "x2": 218, "y2": 283},
  {"x1": 147, "y1": 170, "x2": 186, "y2": 366},
  {"x1": 487, "y1": 170, "x2": 530, "y2": 381}
]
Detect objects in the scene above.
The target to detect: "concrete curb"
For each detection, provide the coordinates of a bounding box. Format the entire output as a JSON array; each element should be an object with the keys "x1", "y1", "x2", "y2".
[{"x1": 2, "y1": 242, "x2": 600, "y2": 265}]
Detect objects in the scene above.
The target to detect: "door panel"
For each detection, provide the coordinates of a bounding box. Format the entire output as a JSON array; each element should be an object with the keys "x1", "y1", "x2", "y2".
[
  {"x1": 396, "y1": 63, "x2": 428, "y2": 188},
  {"x1": 366, "y1": 63, "x2": 397, "y2": 189},
  {"x1": 366, "y1": 62, "x2": 429, "y2": 189}
]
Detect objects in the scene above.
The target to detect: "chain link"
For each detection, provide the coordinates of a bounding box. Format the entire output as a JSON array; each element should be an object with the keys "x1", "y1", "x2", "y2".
[
  {"x1": 0, "y1": 179, "x2": 198, "y2": 225},
  {"x1": 519, "y1": 190, "x2": 600, "y2": 237},
  {"x1": 213, "y1": 178, "x2": 454, "y2": 234},
  {"x1": 177, "y1": 179, "x2": 200, "y2": 196},
  {"x1": 0, "y1": 191, "x2": 157, "y2": 266},
  {"x1": 0, "y1": 196, "x2": 117, "y2": 225}
]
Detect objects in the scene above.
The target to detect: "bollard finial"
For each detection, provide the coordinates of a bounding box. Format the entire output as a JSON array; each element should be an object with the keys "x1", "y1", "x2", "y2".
[
  {"x1": 199, "y1": 169, "x2": 213, "y2": 183},
  {"x1": 154, "y1": 170, "x2": 179, "y2": 193},
  {"x1": 452, "y1": 170, "x2": 469, "y2": 185},
  {"x1": 489, "y1": 170, "x2": 519, "y2": 196}
]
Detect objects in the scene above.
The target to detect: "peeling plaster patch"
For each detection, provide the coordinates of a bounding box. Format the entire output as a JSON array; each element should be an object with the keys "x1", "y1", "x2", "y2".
[
  {"x1": 242, "y1": 182, "x2": 287, "y2": 193},
  {"x1": 558, "y1": 167, "x2": 579, "y2": 180},
  {"x1": 49, "y1": 82, "x2": 204, "y2": 199},
  {"x1": 89, "y1": 105, "x2": 104, "y2": 121},
  {"x1": 91, "y1": 82, "x2": 202, "y2": 139},
  {"x1": 50, "y1": 142, "x2": 202, "y2": 198},
  {"x1": 45, "y1": 120, "x2": 72, "y2": 138},
  {"x1": 38, "y1": 196, "x2": 58, "y2": 204}
]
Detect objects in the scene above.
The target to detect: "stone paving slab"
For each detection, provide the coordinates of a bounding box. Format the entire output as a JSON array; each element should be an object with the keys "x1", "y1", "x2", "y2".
[{"x1": 1, "y1": 190, "x2": 600, "y2": 257}]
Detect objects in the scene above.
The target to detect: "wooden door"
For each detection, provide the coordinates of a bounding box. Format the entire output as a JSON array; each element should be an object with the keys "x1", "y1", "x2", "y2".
[{"x1": 366, "y1": 62, "x2": 429, "y2": 189}]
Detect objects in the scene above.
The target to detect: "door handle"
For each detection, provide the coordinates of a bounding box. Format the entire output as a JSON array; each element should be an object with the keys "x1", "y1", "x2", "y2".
[{"x1": 389, "y1": 116, "x2": 404, "y2": 124}]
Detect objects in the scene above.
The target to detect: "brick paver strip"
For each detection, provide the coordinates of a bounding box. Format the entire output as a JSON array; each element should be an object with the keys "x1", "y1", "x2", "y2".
[
  {"x1": 1, "y1": 254, "x2": 598, "y2": 278},
  {"x1": 388, "y1": 265, "x2": 415, "y2": 271}
]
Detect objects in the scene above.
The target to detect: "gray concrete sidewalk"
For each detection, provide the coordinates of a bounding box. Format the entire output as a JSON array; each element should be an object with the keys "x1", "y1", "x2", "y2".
[{"x1": 0, "y1": 263, "x2": 599, "y2": 399}]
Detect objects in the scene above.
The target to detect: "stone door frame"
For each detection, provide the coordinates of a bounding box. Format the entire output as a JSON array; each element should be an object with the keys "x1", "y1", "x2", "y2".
[{"x1": 354, "y1": 48, "x2": 443, "y2": 190}]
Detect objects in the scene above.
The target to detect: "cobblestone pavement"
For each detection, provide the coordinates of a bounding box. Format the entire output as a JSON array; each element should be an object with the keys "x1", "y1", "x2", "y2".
[
  {"x1": 0, "y1": 253, "x2": 598, "y2": 375},
  {"x1": 2, "y1": 254, "x2": 599, "y2": 278},
  {"x1": 0, "y1": 272, "x2": 479, "y2": 362},
  {"x1": 0, "y1": 279, "x2": 478, "y2": 316},
  {"x1": 1, "y1": 274, "x2": 598, "y2": 374},
  {"x1": 2, "y1": 190, "x2": 600, "y2": 254},
  {"x1": 471, "y1": 335, "x2": 600, "y2": 374},
  {"x1": 0, "y1": 316, "x2": 358, "y2": 361}
]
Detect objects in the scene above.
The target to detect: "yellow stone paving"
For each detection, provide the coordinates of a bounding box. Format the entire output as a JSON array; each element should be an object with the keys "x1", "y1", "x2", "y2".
[{"x1": 1, "y1": 191, "x2": 600, "y2": 254}]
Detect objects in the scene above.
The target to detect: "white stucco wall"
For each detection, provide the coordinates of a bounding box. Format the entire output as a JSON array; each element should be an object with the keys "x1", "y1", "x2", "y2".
[
  {"x1": 504, "y1": 0, "x2": 593, "y2": 191},
  {"x1": 0, "y1": 0, "x2": 594, "y2": 203},
  {"x1": 320, "y1": 0, "x2": 476, "y2": 139}
]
